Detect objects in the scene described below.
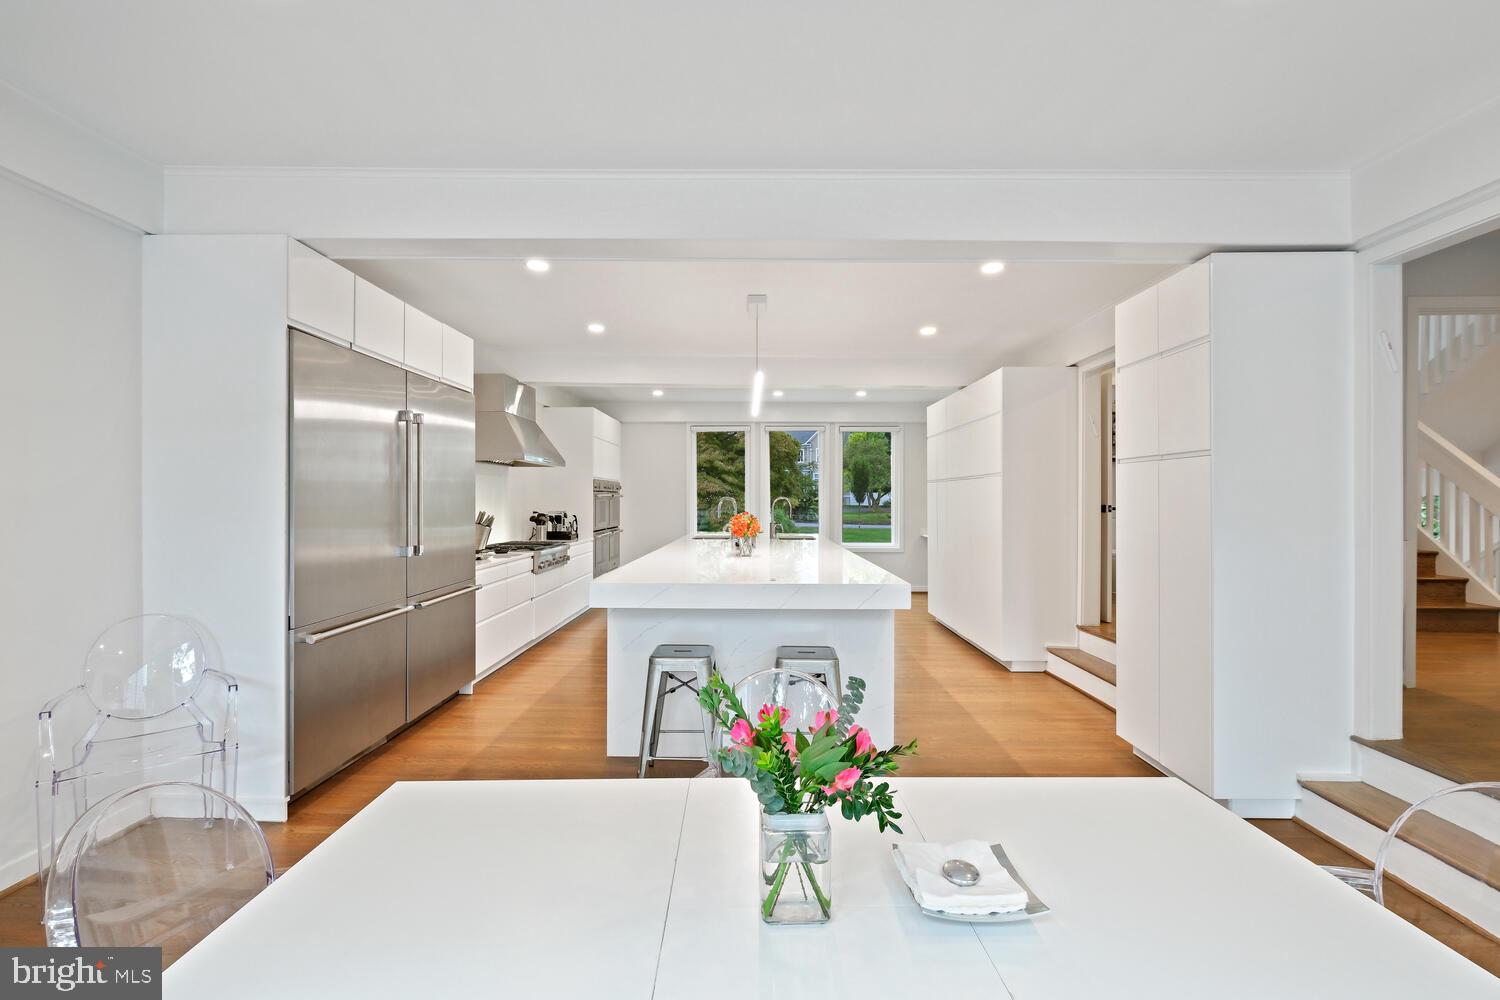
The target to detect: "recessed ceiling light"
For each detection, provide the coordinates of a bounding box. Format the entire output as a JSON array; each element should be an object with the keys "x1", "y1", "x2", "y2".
[
  {"x1": 587, "y1": 323, "x2": 605, "y2": 334},
  {"x1": 919, "y1": 325, "x2": 938, "y2": 337},
  {"x1": 651, "y1": 389, "x2": 664, "y2": 397},
  {"x1": 980, "y1": 261, "x2": 1006, "y2": 276},
  {"x1": 772, "y1": 389, "x2": 784, "y2": 397},
  {"x1": 525, "y1": 258, "x2": 551, "y2": 273},
  {"x1": 855, "y1": 390, "x2": 868, "y2": 398}
]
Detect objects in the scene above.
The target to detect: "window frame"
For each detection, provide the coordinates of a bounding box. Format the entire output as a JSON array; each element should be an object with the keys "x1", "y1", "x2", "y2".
[
  {"x1": 687, "y1": 424, "x2": 754, "y2": 537},
  {"x1": 834, "y1": 425, "x2": 902, "y2": 552},
  {"x1": 759, "y1": 424, "x2": 829, "y2": 539}
]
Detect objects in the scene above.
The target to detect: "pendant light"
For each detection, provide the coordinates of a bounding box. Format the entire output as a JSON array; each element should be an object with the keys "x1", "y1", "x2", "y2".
[{"x1": 747, "y1": 294, "x2": 767, "y2": 417}]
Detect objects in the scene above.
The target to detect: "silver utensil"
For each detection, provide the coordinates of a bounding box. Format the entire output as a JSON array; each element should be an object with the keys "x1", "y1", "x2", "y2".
[{"x1": 941, "y1": 859, "x2": 981, "y2": 886}]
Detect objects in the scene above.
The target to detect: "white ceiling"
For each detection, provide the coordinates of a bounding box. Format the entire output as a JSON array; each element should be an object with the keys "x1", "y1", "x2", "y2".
[
  {"x1": 338, "y1": 254, "x2": 1173, "y2": 387},
  {"x1": 3, "y1": 1, "x2": 1500, "y2": 171}
]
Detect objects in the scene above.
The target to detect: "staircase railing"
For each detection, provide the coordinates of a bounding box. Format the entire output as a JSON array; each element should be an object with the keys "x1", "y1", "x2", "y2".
[
  {"x1": 1415, "y1": 305, "x2": 1499, "y2": 395},
  {"x1": 1418, "y1": 421, "x2": 1500, "y2": 597}
]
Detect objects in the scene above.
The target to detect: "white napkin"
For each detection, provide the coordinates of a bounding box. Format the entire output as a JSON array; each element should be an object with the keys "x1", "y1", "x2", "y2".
[{"x1": 893, "y1": 840, "x2": 1029, "y2": 915}]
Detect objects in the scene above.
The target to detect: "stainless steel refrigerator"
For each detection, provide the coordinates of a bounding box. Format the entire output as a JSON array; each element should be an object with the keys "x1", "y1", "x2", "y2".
[{"x1": 287, "y1": 330, "x2": 477, "y2": 795}]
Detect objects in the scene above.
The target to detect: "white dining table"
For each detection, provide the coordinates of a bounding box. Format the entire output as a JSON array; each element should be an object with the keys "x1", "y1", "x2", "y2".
[{"x1": 165, "y1": 777, "x2": 1500, "y2": 999}]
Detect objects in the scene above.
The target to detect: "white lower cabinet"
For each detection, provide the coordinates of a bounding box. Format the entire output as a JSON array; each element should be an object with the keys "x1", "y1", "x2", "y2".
[
  {"x1": 1156, "y1": 456, "x2": 1213, "y2": 792},
  {"x1": 534, "y1": 575, "x2": 589, "y2": 636},
  {"x1": 1114, "y1": 460, "x2": 1160, "y2": 758},
  {"x1": 476, "y1": 601, "x2": 533, "y2": 673}
]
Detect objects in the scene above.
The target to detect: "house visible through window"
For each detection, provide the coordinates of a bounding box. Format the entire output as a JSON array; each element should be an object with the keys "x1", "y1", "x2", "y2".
[
  {"x1": 693, "y1": 427, "x2": 747, "y2": 533},
  {"x1": 839, "y1": 428, "x2": 898, "y2": 547},
  {"x1": 767, "y1": 428, "x2": 821, "y2": 535}
]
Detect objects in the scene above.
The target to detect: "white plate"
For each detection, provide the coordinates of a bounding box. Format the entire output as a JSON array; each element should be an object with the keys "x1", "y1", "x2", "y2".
[{"x1": 892, "y1": 842, "x2": 1052, "y2": 924}]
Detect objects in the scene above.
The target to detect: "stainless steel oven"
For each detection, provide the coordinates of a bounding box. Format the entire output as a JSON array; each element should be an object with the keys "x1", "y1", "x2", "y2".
[{"x1": 593, "y1": 478, "x2": 622, "y2": 573}]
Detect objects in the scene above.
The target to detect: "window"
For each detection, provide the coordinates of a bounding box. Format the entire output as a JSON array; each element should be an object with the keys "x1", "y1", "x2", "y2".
[
  {"x1": 766, "y1": 428, "x2": 821, "y2": 536},
  {"x1": 692, "y1": 427, "x2": 748, "y2": 534},
  {"x1": 838, "y1": 427, "x2": 899, "y2": 548}
]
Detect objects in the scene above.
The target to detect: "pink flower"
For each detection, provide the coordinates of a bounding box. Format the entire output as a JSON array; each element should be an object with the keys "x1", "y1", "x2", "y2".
[
  {"x1": 757, "y1": 704, "x2": 790, "y2": 726},
  {"x1": 729, "y1": 718, "x2": 755, "y2": 747},
  {"x1": 812, "y1": 708, "x2": 839, "y2": 731},
  {"x1": 849, "y1": 724, "x2": 876, "y2": 758},
  {"x1": 780, "y1": 732, "x2": 798, "y2": 760},
  {"x1": 823, "y1": 767, "x2": 861, "y2": 796}
]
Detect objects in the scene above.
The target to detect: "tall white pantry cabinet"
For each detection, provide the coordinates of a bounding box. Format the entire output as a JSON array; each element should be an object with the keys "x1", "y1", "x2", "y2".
[
  {"x1": 1113, "y1": 252, "x2": 1355, "y2": 817},
  {"x1": 927, "y1": 367, "x2": 1078, "y2": 671}
]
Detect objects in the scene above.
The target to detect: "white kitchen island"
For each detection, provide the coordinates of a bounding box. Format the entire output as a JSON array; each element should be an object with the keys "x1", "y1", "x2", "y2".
[{"x1": 590, "y1": 536, "x2": 911, "y2": 758}]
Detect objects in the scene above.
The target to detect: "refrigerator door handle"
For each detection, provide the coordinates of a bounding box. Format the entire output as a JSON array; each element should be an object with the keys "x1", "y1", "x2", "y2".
[
  {"x1": 413, "y1": 583, "x2": 481, "y2": 609},
  {"x1": 397, "y1": 410, "x2": 419, "y2": 557},
  {"x1": 412, "y1": 411, "x2": 425, "y2": 556},
  {"x1": 298, "y1": 604, "x2": 415, "y2": 645}
]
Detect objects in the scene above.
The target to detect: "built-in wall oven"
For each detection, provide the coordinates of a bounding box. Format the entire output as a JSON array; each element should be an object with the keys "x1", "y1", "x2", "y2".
[{"x1": 593, "y1": 478, "x2": 622, "y2": 575}]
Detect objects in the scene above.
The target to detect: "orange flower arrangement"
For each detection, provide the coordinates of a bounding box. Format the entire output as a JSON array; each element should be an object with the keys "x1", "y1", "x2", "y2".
[{"x1": 727, "y1": 511, "x2": 762, "y2": 539}]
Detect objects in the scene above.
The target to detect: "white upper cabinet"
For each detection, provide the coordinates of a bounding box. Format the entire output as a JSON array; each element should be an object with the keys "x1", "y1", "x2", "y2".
[
  {"x1": 403, "y1": 305, "x2": 443, "y2": 378},
  {"x1": 441, "y1": 324, "x2": 474, "y2": 390},
  {"x1": 287, "y1": 241, "x2": 354, "y2": 343},
  {"x1": 592, "y1": 410, "x2": 622, "y2": 446},
  {"x1": 353, "y1": 277, "x2": 405, "y2": 364},
  {"x1": 1114, "y1": 286, "x2": 1158, "y2": 368},
  {"x1": 1157, "y1": 259, "x2": 1212, "y2": 352}
]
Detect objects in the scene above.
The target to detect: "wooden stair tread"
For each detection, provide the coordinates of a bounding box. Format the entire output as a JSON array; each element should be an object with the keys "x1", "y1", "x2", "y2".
[
  {"x1": 1076, "y1": 622, "x2": 1116, "y2": 643},
  {"x1": 1415, "y1": 599, "x2": 1497, "y2": 611},
  {"x1": 1045, "y1": 646, "x2": 1116, "y2": 685},
  {"x1": 1352, "y1": 736, "x2": 1500, "y2": 788},
  {"x1": 1300, "y1": 779, "x2": 1500, "y2": 892}
]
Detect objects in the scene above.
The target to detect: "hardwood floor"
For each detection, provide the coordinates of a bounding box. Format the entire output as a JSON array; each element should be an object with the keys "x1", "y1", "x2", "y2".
[
  {"x1": 1356, "y1": 631, "x2": 1500, "y2": 783},
  {"x1": 4, "y1": 593, "x2": 1495, "y2": 977}
]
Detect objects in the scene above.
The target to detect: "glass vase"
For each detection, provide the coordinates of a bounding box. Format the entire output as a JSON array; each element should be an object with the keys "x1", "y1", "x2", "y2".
[{"x1": 760, "y1": 810, "x2": 832, "y2": 924}]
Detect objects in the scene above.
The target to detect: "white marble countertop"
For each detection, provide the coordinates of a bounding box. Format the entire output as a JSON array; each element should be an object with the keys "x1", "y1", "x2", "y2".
[{"x1": 590, "y1": 535, "x2": 911, "y2": 610}]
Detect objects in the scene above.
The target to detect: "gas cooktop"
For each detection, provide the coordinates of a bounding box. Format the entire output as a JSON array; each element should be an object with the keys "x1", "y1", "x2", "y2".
[{"x1": 483, "y1": 541, "x2": 565, "y2": 553}]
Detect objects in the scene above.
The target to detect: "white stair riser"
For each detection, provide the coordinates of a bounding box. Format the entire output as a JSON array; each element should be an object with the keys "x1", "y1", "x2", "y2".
[
  {"x1": 1076, "y1": 630, "x2": 1116, "y2": 664},
  {"x1": 1044, "y1": 652, "x2": 1116, "y2": 708},
  {"x1": 1297, "y1": 787, "x2": 1500, "y2": 937},
  {"x1": 1354, "y1": 746, "x2": 1500, "y2": 834}
]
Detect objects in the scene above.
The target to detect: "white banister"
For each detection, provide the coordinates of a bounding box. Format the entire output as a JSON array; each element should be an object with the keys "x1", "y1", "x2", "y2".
[
  {"x1": 1417, "y1": 422, "x2": 1500, "y2": 598},
  {"x1": 1415, "y1": 306, "x2": 1499, "y2": 395}
]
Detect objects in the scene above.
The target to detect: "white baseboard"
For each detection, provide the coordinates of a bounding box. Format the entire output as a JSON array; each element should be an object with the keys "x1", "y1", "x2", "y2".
[
  {"x1": 999, "y1": 658, "x2": 1046, "y2": 673},
  {"x1": 1044, "y1": 651, "x2": 1116, "y2": 708}
]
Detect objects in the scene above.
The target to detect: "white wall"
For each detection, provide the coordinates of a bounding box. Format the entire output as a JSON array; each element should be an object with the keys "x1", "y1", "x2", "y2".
[
  {"x1": 0, "y1": 175, "x2": 144, "y2": 889},
  {"x1": 618, "y1": 417, "x2": 928, "y2": 588}
]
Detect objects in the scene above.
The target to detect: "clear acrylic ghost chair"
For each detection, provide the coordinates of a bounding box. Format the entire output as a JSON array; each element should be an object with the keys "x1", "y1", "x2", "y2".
[
  {"x1": 709, "y1": 668, "x2": 841, "y2": 772},
  {"x1": 37, "y1": 615, "x2": 238, "y2": 886},
  {"x1": 1322, "y1": 781, "x2": 1500, "y2": 905},
  {"x1": 44, "y1": 781, "x2": 273, "y2": 966}
]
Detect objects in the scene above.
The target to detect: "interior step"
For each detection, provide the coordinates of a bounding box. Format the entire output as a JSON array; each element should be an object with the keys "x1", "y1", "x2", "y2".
[
  {"x1": 1416, "y1": 602, "x2": 1500, "y2": 632},
  {"x1": 1299, "y1": 780, "x2": 1500, "y2": 893},
  {"x1": 1417, "y1": 575, "x2": 1471, "y2": 604},
  {"x1": 1074, "y1": 625, "x2": 1115, "y2": 663},
  {"x1": 1418, "y1": 550, "x2": 1439, "y2": 575},
  {"x1": 1043, "y1": 646, "x2": 1116, "y2": 709},
  {"x1": 1077, "y1": 621, "x2": 1116, "y2": 644}
]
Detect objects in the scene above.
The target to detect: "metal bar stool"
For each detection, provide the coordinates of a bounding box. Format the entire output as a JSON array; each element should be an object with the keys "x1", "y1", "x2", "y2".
[
  {"x1": 774, "y1": 645, "x2": 841, "y2": 699},
  {"x1": 639, "y1": 644, "x2": 715, "y2": 778}
]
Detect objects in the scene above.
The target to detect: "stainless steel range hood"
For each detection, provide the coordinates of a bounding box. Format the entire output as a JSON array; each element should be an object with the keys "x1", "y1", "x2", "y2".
[{"x1": 474, "y1": 374, "x2": 566, "y2": 467}]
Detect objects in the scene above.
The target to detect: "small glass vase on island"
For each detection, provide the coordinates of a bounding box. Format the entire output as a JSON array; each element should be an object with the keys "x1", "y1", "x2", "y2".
[
  {"x1": 699, "y1": 673, "x2": 918, "y2": 924},
  {"x1": 727, "y1": 511, "x2": 761, "y2": 557}
]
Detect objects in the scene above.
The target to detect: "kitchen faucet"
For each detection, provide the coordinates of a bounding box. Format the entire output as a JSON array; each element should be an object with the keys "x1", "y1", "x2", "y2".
[
  {"x1": 712, "y1": 495, "x2": 739, "y2": 531},
  {"x1": 771, "y1": 496, "x2": 794, "y2": 543}
]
